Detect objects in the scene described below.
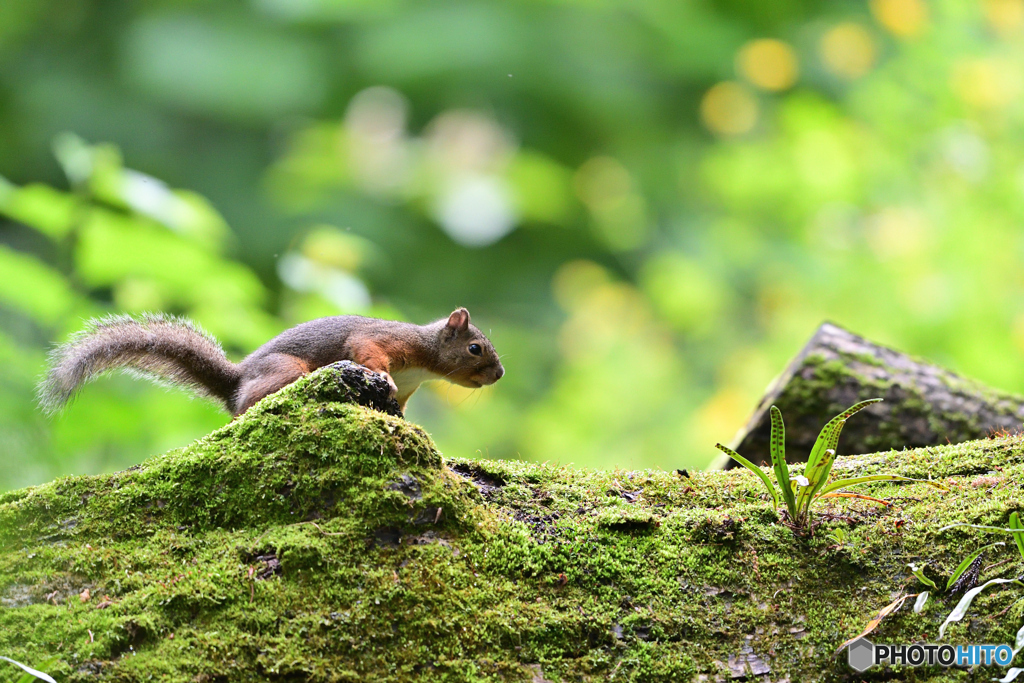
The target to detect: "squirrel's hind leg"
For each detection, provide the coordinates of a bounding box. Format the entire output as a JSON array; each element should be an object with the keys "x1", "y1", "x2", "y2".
[{"x1": 233, "y1": 353, "x2": 311, "y2": 416}]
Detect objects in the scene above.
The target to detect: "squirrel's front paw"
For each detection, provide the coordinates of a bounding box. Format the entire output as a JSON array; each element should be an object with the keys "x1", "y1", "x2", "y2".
[{"x1": 379, "y1": 371, "x2": 398, "y2": 398}]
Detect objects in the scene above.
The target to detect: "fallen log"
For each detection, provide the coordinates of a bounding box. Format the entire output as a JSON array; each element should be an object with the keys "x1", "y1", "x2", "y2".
[
  {"x1": 718, "y1": 322, "x2": 1024, "y2": 469},
  {"x1": 2, "y1": 361, "x2": 1024, "y2": 681}
]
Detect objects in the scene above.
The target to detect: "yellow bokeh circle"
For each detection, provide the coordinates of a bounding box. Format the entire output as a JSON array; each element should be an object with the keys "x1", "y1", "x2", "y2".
[
  {"x1": 984, "y1": 0, "x2": 1024, "y2": 36},
  {"x1": 736, "y1": 39, "x2": 799, "y2": 91},
  {"x1": 820, "y1": 23, "x2": 877, "y2": 79},
  {"x1": 700, "y1": 82, "x2": 758, "y2": 136},
  {"x1": 870, "y1": 0, "x2": 929, "y2": 37}
]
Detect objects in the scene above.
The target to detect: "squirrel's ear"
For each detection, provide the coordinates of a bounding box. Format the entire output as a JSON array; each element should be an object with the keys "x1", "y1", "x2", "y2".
[{"x1": 446, "y1": 308, "x2": 470, "y2": 332}]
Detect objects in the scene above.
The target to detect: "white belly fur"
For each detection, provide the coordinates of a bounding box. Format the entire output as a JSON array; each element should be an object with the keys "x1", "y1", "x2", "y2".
[{"x1": 391, "y1": 367, "x2": 446, "y2": 398}]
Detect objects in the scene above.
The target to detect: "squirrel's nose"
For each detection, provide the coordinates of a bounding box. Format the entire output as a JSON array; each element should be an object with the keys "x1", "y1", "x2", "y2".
[{"x1": 495, "y1": 366, "x2": 505, "y2": 380}]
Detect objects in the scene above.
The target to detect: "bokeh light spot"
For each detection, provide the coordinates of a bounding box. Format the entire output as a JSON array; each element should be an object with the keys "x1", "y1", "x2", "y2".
[
  {"x1": 865, "y1": 207, "x2": 930, "y2": 260},
  {"x1": 426, "y1": 110, "x2": 514, "y2": 174},
  {"x1": 552, "y1": 260, "x2": 611, "y2": 313},
  {"x1": 573, "y1": 157, "x2": 632, "y2": 211},
  {"x1": 870, "y1": 0, "x2": 929, "y2": 38},
  {"x1": 344, "y1": 86, "x2": 410, "y2": 195},
  {"x1": 900, "y1": 272, "x2": 953, "y2": 321},
  {"x1": 422, "y1": 110, "x2": 519, "y2": 247},
  {"x1": 700, "y1": 82, "x2": 758, "y2": 136},
  {"x1": 300, "y1": 226, "x2": 373, "y2": 272},
  {"x1": 277, "y1": 226, "x2": 374, "y2": 313},
  {"x1": 939, "y1": 124, "x2": 990, "y2": 182},
  {"x1": 114, "y1": 278, "x2": 166, "y2": 312},
  {"x1": 693, "y1": 387, "x2": 750, "y2": 455},
  {"x1": 640, "y1": 254, "x2": 729, "y2": 337},
  {"x1": 984, "y1": 0, "x2": 1024, "y2": 36},
  {"x1": 434, "y1": 175, "x2": 517, "y2": 248},
  {"x1": 736, "y1": 39, "x2": 799, "y2": 92},
  {"x1": 950, "y1": 58, "x2": 1019, "y2": 110},
  {"x1": 819, "y1": 23, "x2": 877, "y2": 79},
  {"x1": 794, "y1": 128, "x2": 854, "y2": 193},
  {"x1": 573, "y1": 157, "x2": 649, "y2": 251},
  {"x1": 427, "y1": 381, "x2": 490, "y2": 409}
]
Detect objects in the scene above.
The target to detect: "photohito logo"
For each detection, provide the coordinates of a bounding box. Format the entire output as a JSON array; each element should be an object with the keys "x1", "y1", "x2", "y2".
[{"x1": 847, "y1": 638, "x2": 1014, "y2": 672}]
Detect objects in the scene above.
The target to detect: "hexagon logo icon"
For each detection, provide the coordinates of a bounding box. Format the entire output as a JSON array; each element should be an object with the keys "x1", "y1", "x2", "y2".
[{"x1": 847, "y1": 638, "x2": 875, "y2": 672}]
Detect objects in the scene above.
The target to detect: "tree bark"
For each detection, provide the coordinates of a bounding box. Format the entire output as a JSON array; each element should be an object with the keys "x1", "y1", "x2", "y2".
[{"x1": 718, "y1": 322, "x2": 1024, "y2": 468}]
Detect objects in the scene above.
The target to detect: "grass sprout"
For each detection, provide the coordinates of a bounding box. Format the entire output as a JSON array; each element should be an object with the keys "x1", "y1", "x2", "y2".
[
  {"x1": 716, "y1": 399, "x2": 946, "y2": 530},
  {"x1": 939, "y1": 512, "x2": 1024, "y2": 564},
  {"x1": 945, "y1": 542, "x2": 1005, "y2": 591},
  {"x1": 907, "y1": 562, "x2": 937, "y2": 590}
]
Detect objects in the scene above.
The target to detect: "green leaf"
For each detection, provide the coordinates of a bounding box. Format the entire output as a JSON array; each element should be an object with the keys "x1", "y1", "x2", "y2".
[
  {"x1": 937, "y1": 523, "x2": 1024, "y2": 534},
  {"x1": 814, "y1": 415, "x2": 851, "y2": 494},
  {"x1": 816, "y1": 474, "x2": 946, "y2": 497},
  {"x1": 940, "y1": 516, "x2": 1024, "y2": 564},
  {"x1": 810, "y1": 447, "x2": 840, "y2": 496},
  {"x1": 74, "y1": 209, "x2": 271, "y2": 348},
  {"x1": 940, "y1": 523, "x2": 1010, "y2": 533},
  {"x1": 804, "y1": 398, "x2": 883, "y2": 472},
  {"x1": 939, "y1": 577, "x2": 1023, "y2": 640},
  {"x1": 60, "y1": 132, "x2": 230, "y2": 249},
  {"x1": 907, "y1": 562, "x2": 937, "y2": 590},
  {"x1": 824, "y1": 415, "x2": 847, "y2": 454},
  {"x1": 768, "y1": 406, "x2": 796, "y2": 516},
  {"x1": 715, "y1": 443, "x2": 779, "y2": 510},
  {"x1": 799, "y1": 447, "x2": 837, "y2": 513},
  {"x1": 1010, "y1": 513, "x2": 1024, "y2": 562},
  {"x1": 0, "y1": 245, "x2": 81, "y2": 325},
  {"x1": 0, "y1": 180, "x2": 79, "y2": 240},
  {"x1": 945, "y1": 542, "x2": 1005, "y2": 591}
]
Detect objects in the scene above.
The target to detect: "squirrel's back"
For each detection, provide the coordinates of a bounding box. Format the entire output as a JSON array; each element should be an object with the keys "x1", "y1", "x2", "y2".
[{"x1": 243, "y1": 315, "x2": 425, "y2": 369}]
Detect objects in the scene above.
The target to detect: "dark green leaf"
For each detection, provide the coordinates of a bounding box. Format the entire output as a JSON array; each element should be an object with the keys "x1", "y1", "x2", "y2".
[
  {"x1": 945, "y1": 543, "x2": 1005, "y2": 592},
  {"x1": 768, "y1": 406, "x2": 796, "y2": 516},
  {"x1": 804, "y1": 399, "x2": 883, "y2": 472},
  {"x1": 715, "y1": 443, "x2": 779, "y2": 510}
]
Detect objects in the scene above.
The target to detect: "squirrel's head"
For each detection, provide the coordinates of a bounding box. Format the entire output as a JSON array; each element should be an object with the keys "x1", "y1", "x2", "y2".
[{"x1": 435, "y1": 307, "x2": 504, "y2": 388}]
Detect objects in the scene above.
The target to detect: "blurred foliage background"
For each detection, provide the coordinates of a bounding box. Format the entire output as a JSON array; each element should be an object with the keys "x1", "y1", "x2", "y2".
[{"x1": 3, "y1": 0, "x2": 1024, "y2": 491}]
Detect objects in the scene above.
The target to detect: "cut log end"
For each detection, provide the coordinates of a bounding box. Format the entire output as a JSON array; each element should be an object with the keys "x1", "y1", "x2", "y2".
[{"x1": 717, "y1": 322, "x2": 1024, "y2": 469}]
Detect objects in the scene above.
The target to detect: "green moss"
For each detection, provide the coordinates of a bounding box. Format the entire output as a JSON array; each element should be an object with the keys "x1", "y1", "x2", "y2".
[{"x1": 4, "y1": 365, "x2": 1024, "y2": 681}]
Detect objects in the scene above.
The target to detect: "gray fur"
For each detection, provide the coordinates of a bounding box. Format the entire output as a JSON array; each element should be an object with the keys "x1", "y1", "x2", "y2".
[{"x1": 38, "y1": 313, "x2": 241, "y2": 414}]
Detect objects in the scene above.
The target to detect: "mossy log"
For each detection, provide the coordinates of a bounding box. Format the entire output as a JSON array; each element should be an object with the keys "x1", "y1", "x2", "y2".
[
  {"x1": 719, "y1": 322, "x2": 1024, "y2": 469},
  {"x1": 3, "y1": 363, "x2": 1024, "y2": 682}
]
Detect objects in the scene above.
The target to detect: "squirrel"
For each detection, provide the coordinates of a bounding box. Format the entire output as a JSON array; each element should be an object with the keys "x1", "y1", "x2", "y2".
[{"x1": 39, "y1": 308, "x2": 504, "y2": 417}]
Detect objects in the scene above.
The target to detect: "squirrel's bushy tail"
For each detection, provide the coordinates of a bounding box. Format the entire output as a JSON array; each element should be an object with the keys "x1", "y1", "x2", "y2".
[{"x1": 39, "y1": 314, "x2": 241, "y2": 414}]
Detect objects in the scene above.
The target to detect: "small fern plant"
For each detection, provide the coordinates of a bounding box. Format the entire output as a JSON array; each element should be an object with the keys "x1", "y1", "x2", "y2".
[{"x1": 716, "y1": 399, "x2": 945, "y2": 529}]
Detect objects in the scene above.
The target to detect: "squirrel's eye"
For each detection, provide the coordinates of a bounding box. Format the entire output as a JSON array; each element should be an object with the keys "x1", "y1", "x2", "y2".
[{"x1": 468, "y1": 343, "x2": 482, "y2": 356}]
